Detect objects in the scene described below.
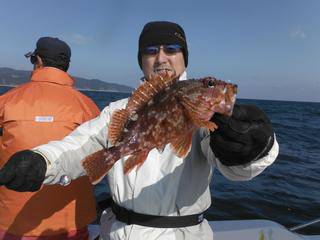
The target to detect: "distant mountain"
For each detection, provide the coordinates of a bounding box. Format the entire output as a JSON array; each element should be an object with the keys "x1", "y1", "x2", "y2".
[{"x1": 0, "y1": 67, "x2": 134, "y2": 93}]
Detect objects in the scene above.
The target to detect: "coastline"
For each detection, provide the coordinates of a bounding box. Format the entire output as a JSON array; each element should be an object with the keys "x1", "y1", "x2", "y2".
[{"x1": 0, "y1": 84, "x2": 131, "y2": 94}]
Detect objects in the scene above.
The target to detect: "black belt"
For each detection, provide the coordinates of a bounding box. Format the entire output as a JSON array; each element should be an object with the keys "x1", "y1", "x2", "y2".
[{"x1": 110, "y1": 200, "x2": 204, "y2": 228}]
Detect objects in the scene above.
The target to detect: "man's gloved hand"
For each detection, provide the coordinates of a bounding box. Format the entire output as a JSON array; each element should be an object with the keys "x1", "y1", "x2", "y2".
[
  {"x1": 0, "y1": 150, "x2": 47, "y2": 192},
  {"x1": 210, "y1": 104, "x2": 274, "y2": 166}
]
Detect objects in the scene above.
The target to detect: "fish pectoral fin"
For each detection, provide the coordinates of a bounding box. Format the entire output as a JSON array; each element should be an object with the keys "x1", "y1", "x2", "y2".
[
  {"x1": 108, "y1": 109, "x2": 129, "y2": 145},
  {"x1": 123, "y1": 151, "x2": 149, "y2": 174},
  {"x1": 170, "y1": 133, "x2": 193, "y2": 158},
  {"x1": 82, "y1": 149, "x2": 114, "y2": 184},
  {"x1": 198, "y1": 120, "x2": 218, "y2": 131},
  {"x1": 179, "y1": 96, "x2": 218, "y2": 131}
]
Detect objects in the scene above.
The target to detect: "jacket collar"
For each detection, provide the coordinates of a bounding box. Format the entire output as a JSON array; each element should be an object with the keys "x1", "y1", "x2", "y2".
[
  {"x1": 31, "y1": 67, "x2": 74, "y2": 86},
  {"x1": 179, "y1": 71, "x2": 187, "y2": 80}
]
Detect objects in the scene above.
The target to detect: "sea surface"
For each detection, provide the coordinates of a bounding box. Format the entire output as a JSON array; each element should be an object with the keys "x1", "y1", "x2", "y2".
[{"x1": 1, "y1": 86, "x2": 319, "y2": 234}]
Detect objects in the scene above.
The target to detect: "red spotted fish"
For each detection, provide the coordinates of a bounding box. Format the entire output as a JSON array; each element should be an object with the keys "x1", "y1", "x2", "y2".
[
  {"x1": 108, "y1": 73, "x2": 179, "y2": 145},
  {"x1": 82, "y1": 76, "x2": 237, "y2": 184}
]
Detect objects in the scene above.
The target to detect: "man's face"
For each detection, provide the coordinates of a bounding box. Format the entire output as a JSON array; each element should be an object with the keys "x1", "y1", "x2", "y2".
[{"x1": 141, "y1": 45, "x2": 186, "y2": 80}]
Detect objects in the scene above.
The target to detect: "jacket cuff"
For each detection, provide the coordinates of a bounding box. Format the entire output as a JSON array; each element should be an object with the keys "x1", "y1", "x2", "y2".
[{"x1": 250, "y1": 133, "x2": 275, "y2": 163}]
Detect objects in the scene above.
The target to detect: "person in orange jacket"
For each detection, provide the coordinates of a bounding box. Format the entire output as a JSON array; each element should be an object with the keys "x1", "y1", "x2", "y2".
[{"x1": 0, "y1": 37, "x2": 100, "y2": 240}]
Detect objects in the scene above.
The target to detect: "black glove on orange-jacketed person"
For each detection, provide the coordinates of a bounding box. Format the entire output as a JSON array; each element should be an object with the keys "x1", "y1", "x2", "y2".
[{"x1": 0, "y1": 150, "x2": 46, "y2": 192}]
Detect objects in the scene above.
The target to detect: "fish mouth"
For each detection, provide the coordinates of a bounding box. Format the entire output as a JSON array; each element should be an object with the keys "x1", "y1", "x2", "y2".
[
  {"x1": 223, "y1": 84, "x2": 237, "y2": 116},
  {"x1": 207, "y1": 82, "x2": 237, "y2": 117}
]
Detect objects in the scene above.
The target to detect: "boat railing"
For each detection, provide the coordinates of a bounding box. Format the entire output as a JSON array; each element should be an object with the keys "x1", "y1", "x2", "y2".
[{"x1": 289, "y1": 217, "x2": 320, "y2": 231}]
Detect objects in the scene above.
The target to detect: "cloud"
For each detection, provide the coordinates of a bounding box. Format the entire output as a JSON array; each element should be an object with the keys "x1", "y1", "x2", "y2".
[
  {"x1": 60, "y1": 33, "x2": 90, "y2": 45},
  {"x1": 290, "y1": 27, "x2": 307, "y2": 39}
]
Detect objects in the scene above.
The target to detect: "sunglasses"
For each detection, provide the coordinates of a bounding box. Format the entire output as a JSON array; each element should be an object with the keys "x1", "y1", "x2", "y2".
[
  {"x1": 24, "y1": 51, "x2": 37, "y2": 64},
  {"x1": 142, "y1": 44, "x2": 182, "y2": 55}
]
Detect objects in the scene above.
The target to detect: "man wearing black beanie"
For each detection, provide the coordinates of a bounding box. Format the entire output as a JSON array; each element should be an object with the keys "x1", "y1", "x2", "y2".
[
  {"x1": 138, "y1": 21, "x2": 189, "y2": 69},
  {"x1": 0, "y1": 21, "x2": 279, "y2": 240}
]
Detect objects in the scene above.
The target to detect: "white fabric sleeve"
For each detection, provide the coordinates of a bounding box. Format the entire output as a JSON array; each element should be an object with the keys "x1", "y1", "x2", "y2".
[
  {"x1": 201, "y1": 133, "x2": 279, "y2": 181},
  {"x1": 33, "y1": 106, "x2": 111, "y2": 185}
]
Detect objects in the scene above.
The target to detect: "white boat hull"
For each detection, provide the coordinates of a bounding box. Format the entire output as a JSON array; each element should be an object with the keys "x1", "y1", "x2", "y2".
[
  {"x1": 210, "y1": 220, "x2": 320, "y2": 240},
  {"x1": 88, "y1": 219, "x2": 320, "y2": 240}
]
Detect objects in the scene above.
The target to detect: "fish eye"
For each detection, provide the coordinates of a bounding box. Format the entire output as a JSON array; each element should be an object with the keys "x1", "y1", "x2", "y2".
[{"x1": 208, "y1": 80, "x2": 215, "y2": 88}]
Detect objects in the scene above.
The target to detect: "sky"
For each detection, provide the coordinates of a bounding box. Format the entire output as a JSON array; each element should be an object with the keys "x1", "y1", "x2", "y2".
[{"x1": 1, "y1": 0, "x2": 320, "y2": 102}]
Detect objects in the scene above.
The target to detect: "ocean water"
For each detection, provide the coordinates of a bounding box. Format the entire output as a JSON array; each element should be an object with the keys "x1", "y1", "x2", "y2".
[{"x1": 1, "y1": 86, "x2": 319, "y2": 234}]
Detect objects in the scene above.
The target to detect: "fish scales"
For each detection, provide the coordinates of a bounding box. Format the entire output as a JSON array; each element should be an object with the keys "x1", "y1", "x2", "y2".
[
  {"x1": 108, "y1": 73, "x2": 178, "y2": 145},
  {"x1": 82, "y1": 77, "x2": 237, "y2": 184}
]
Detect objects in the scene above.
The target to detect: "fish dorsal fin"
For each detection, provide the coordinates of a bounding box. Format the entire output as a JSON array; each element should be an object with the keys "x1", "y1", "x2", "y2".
[
  {"x1": 170, "y1": 132, "x2": 193, "y2": 158},
  {"x1": 108, "y1": 109, "x2": 129, "y2": 145},
  {"x1": 123, "y1": 151, "x2": 149, "y2": 174},
  {"x1": 179, "y1": 95, "x2": 218, "y2": 131},
  {"x1": 126, "y1": 73, "x2": 178, "y2": 113}
]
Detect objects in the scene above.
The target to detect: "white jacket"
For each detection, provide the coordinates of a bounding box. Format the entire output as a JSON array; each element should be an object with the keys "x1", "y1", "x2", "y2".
[{"x1": 34, "y1": 72, "x2": 279, "y2": 240}]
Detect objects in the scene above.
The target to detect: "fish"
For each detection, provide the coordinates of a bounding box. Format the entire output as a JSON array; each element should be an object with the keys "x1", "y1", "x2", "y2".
[
  {"x1": 82, "y1": 76, "x2": 237, "y2": 184},
  {"x1": 108, "y1": 73, "x2": 178, "y2": 145}
]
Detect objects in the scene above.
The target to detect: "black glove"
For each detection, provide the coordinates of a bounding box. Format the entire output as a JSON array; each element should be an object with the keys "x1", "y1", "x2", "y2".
[
  {"x1": 210, "y1": 104, "x2": 274, "y2": 166},
  {"x1": 0, "y1": 150, "x2": 47, "y2": 192}
]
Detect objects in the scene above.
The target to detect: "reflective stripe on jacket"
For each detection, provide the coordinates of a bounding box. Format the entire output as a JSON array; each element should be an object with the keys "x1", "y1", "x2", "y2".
[{"x1": 0, "y1": 67, "x2": 100, "y2": 238}]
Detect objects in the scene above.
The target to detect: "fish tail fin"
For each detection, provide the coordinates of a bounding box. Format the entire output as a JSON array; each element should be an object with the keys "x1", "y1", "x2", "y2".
[
  {"x1": 123, "y1": 151, "x2": 149, "y2": 175},
  {"x1": 108, "y1": 109, "x2": 129, "y2": 145},
  {"x1": 81, "y1": 149, "x2": 116, "y2": 184}
]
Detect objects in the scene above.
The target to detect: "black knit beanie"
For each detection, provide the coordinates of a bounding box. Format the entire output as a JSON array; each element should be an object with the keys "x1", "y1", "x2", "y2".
[{"x1": 138, "y1": 21, "x2": 188, "y2": 69}]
